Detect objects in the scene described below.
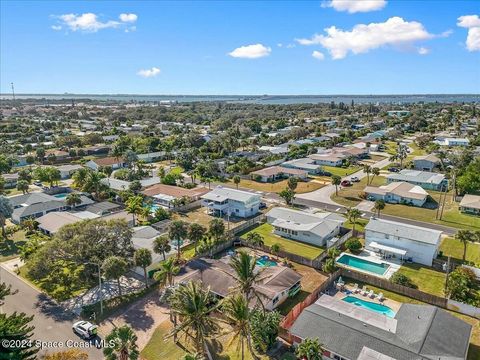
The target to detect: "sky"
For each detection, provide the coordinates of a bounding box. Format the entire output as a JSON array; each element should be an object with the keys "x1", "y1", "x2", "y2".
[{"x1": 1, "y1": 0, "x2": 479, "y2": 95}]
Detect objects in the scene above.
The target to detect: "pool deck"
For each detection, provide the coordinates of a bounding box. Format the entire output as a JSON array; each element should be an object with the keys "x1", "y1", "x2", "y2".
[
  {"x1": 337, "y1": 250, "x2": 401, "y2": 279},
  {"x1": 333, "y1": 285, "x2": 402, "y2": 313}
]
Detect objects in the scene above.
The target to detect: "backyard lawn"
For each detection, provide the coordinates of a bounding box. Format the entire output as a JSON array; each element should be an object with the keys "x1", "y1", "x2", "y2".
[
  {"x1": 331, "y1": 175, "x2": 386, "y2": 207},
  {"x1": 396, "y1": 263, "x2": 446, "y2": 297},
  {"x1": 241, "y1": 223, "x2": 324, "y2": 260},
  {"x1": 439, "y1": 237, "x2": 480, "y2": 265},
  {"x1": 342, "y1": 218, "x2": 369, "y2": 234},
  {"x1": 322, "y1": 165, "x2": 361, "y2": 177},
  {"x1": 229, "y1": 178, "x2": 325, "y2": 194}
]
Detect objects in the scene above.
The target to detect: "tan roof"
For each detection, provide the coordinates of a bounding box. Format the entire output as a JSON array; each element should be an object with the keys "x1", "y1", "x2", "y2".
[
  {"x1": 413, "y1": 154, "x2": 441, "y2": 163},
  {"x1": 251, "y1": 166, "x2": 307, "y2": 177},
  {"x1": 365, "y1": 181, "x2": 428, "y2": 201},
  {"x1": 308, "y1": 153, "x2": 345, "y2": 162},
  {"x1": 45, "y1": 149, "x2": 69, "y2": 156},
  {"x1": 93, "y1": 156, "x2": 123, "y2": 166},
  {"x1": 459, "y1": 194, "x2": 480, "y2": 210},
  {"x1": 142, "y1": 184, "x2": 209, "y2": 199}
]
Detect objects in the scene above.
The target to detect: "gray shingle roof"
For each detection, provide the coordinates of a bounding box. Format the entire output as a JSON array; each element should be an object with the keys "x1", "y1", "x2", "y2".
[{"x1": 290, "y1": 296, "x2": 472, "y2": 360}]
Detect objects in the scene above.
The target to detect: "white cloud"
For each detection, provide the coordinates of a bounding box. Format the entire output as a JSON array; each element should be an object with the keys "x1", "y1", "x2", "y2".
[
  {"x1": 119, "y1": 13, "x2": 138, "y2": 23},
  {"x1": 312, "y1": 50, "x2": 325, "y2": 60},
  {"x1": 137, "y1": 67, "x2": 161, "y2": 78},
  {"x1": 457, "y1": 15, "x2": 480, "y2": 52},
  {"x1": 322, "y1": 0, "x2": 386, "y2": 13},
  {"x1": 53, "y1": 12, "x2": 137, "y2": 33},
  {"x1": 417, "y1": 47, "x2": 430, "y2": 55},
  {"x1": 296, "y1": 17, "x2": 434, "y2": 59},
  {"x1": 228, "y1": 44, "x2": 271, "y2": 58},
  {"x1": 51, "y1": 25, "x2": 62, "y2": 31}
]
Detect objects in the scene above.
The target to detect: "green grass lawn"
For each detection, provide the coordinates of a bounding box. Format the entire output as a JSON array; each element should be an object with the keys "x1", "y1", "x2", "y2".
[
  {"x1": 241, "y1": 223, "x2": 324, "y2": 260},
  {"x1": 169, "y1": 166, "x2": 184, "y2": 176},
  {"x1": 439, "y1": 237, "x2": 480, "y2": 265},
  {"x1": 331, "y1": 175, "x2": 386, "y2": 207},
  {"x1": 322, "y1": 165, "x2": 361, "y2": 177},
  {"x1": 396, "y1": 263, "x2": 446, "y2": 297},
  {"x1": 0, "y1": 230, "x2": 27, "y2": 262},
  {"x1": 342, "y1": 218, "x2": 369, "y2": 233}
]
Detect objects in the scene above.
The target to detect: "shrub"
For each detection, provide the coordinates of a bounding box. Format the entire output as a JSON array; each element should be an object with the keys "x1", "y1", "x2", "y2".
[
  {"x1": 390, "y1": 273, "x2": 417, "y2": 289},
  {"x1": 345, "y1": 237, "x2": 362, "y2": 253}
]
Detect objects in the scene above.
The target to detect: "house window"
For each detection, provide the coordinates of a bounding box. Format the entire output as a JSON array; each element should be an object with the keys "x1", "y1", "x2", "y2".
[{"x1": 384, "y1": 234, "x2": 389, "y2": 239}]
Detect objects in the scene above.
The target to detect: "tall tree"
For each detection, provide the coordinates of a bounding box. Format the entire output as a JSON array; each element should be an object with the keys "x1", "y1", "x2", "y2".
[
  {"x1": 363, "y1": 165, "x2": 371, "y2": 184},
  {"x1": 245, "y1": 232, "x2": 264, "y2": 247},
  {"x1": 332, "y1": 175, "x2": 341, "y2": 196},
  {"x1": 103, "y1": 325, "x2": 139, "y2": 360},
  {"x1": 153, "y1": 257, "x2": 179, "y2": 287},
  {"x1": 287, "y1": 177, "x2": 298, "y2": 191},
  {"x1": 65, "y1": 193, "x2": 82, "y2": 208},
  {"x1": 125, "y1": 195, "x2": 144, "y2": 226},
  {"x1": 373, "y1": 199, "x2": 385, "y2": 217},
  {"x1": 229, "y1": 251, "x2": 263, "y2": 305},
  {"x1": 0, "y1": 196, "x2": 13, "y2": 239},
  {"x1": 168, "y1": 281, "x2": 219, "y2": 356},
  {"x1": 370, "y1": 167, "x2": 380, "y2": 185},
  {"x1": 209, "y1": 218, "x2": 225, "y2": 245},
  {"x1": 296, "y1": 338, "x2": 324, "y2": 360},
  {"x1": 168, "y1": 220, "x2": 188, "y2": 260},
  {"x1": 102, "y1": 256, "x2": 129, "y2": 296},
  {"x1": 188, "y1": 223, "x2": 206, "y2": 256},
  {"x1": 279, "y1": 187, "x2": 295, "y2": 205},
  {"x1": 134, "y1": 248, "x2": 152, "y2": 289},
  {"x1": 153, "y1": 235, "x2": 171, "y2": 261},
  {"x1": 455, "y1": 230, "x2": 477, "y2": 262},
  {"x1": 346, "y1": 207, "x2": 362, "y2": 236},
  {"x1": 16, "y1": 179, "x2": 30, "y2": 194},
  {"x1": 233, "y1": 175, "x2": 241, "y2": 189}
]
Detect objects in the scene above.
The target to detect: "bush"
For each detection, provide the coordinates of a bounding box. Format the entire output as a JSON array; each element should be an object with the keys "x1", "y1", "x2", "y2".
[
  {"x1": 390, "y1": 273, "x2": 417, "y2": 289},
  {"x1": 345, "y1": 238, "x2": 362, "y2": 253}
]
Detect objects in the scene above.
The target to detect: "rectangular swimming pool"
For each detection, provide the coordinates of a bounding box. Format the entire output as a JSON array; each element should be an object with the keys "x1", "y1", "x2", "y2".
[{"x1": 336, "y1": 254, "x2": 389, "y2": 276}]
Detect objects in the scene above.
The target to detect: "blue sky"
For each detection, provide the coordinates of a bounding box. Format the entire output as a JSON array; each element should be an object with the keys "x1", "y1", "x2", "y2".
[{"x1": 1, "y1": 0, "x2": 479, "y2": 94}]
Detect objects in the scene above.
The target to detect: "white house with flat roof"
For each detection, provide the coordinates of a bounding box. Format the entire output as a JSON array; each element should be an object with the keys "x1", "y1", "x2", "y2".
[
  {"x1": 434, "y1": 137, "x2": 470, "y2": 147},
  {"x1": 364, "y1": 182, "x2": 429, "y2": 207},
  {"x1": 365, "y1": 218, "x2": 442, "y2": 266},
  {"x1": 201, "y1": 186, "x2": 261, "y2": 218},
  {"x1": 387, "y1": 170, "x2": 447, "y2": 191},
  {"x1": 266, "y1": 207, "x2": 344, "y2": 247}
]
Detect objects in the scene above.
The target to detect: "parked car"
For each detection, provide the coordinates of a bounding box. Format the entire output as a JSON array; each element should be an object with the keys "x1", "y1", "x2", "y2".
[
  {"x1": 350, "y1": 176, "x2": 360, "y2": 182},
  {"x1": 341, "y1": 180, "x2": 352, "y2": 187},
  {"x1": 33, "y1": 181, "x2": 42, "y2": 186},
  {"x1": 259, "y1": 202, "x2": 267, "y2": 209},
  {"x1": 388, "y1": 167, "x2": 400, "y2": 172},
  {"x1": 72, "y1": 321, "x2": 98, "y2": 340}
]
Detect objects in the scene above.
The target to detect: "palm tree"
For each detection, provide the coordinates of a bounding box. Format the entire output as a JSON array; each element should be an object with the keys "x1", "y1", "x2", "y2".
[
  {"x1": 153, "y1": 257, "x2": 179, "y2": 287},
  {"x1": 396, "y1": 144, "x2": 408, "y2": 169},
  {"x1": 125, "y1": 195, "x2": 144, "y2": 226},
  {"x1": 245, "y1": 232, "x2": 264, "y2": 247},
  {"x1": 455, "y1": 230, "x2": 475, "y2": 262},
  {"x1": 72, "y1": 168, "x2": 89, "y2": 189},
  {"x1": 370, "y1": 167, "x2": 380, "y2": 185},
  {"x1": 346, "y1": 207, "x2": 362, "y2": 236},
  {"x1": 16, "y1": 179, "x2": 29, "y2": 194},
  {"x1": 229, "y1": 251, "x2": 263, "y2": 305},
  {"x1": 134, "y1": 248, "x2": 152, "y2": 289},
  {"x1": 332, "y1": 175, "x2": 341, "y2": 196},
  {"x1": 153, "y1": 235, "x2": 171, "y2": 260},
  {"x1": 65, "y1": 193, "x2": 82, "y2": 208},
  {"x1": 363, "y1": 165, "x2": 371, "y2": 184},
  {"x1": 373, "y1": 199, "x2": 385, "y2": 217},
  {"x1": 168, "y1": 281, "x2": 219, "y2": 356},
  {"x1": 103, "y1": 325, "x2": 139, "y2": 360},
  {"x1": 0, "y1": 196, "x2": 13, "y2": 239},
  {"x1": 233, "y1": 175, "x2": 241, "y2": 189},
  {"x1": 102, "y1": 256, "x2": 129, "y2": 296},
  {"x1": 221, "y1": 294, "x2": 257, "y2": 360},
  {"x1": 84, "y1": 171, "x2": 107, "y2": 200},
  {"x1": 169, "y1": 220, "x2": 188, "y2": 260},
  {"x1": 188, "y1": 223, "x2": 206, "y2": 256},
  {"x1": 287, "y1": 177, "x2": 298, "y2": 191},
  {"x1": 296, "y1": 338, "x2": 324, "y2": 360},
  {"x1": 270, "y1": 243, "x2": 282, "y2": 260},
  {"x1": 20, "y1": 218, "x2": 37, "y2": 235}
]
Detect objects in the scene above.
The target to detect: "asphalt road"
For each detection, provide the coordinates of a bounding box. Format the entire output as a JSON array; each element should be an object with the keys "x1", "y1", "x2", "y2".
[{"x1": 0, "y1": 266, "x2": 103, "y2": 359}]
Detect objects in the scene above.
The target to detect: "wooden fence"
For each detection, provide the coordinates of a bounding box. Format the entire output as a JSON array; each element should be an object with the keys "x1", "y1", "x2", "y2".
[{"x1": 340, "y1": 269, "x2": 448, "y2": 308}]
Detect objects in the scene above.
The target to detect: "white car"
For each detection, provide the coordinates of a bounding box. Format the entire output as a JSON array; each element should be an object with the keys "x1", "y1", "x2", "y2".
[
  {"x1": 350, "y1": 176, "x2": 360, "y2": 182},
  {"x1": 72, "y1": 321, "x2": 98, "y2": 339}
]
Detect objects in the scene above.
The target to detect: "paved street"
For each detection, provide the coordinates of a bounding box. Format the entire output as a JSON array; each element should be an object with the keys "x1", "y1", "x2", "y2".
[{"x1": 0, "y1": 265, "x2": 103, "y2": 359}]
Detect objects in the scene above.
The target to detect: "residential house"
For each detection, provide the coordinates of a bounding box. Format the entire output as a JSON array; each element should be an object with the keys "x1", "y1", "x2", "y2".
[
  {"x1": 364, "y1": 182, "x2": 429, "y2": 207},
  {"x1": 137, "y1": 151, "x2": 166, "y2": 163},
  {"x1": 250, "y1": 166, "x2": 308, "y2": 183},
  {"x1": 2, "y1": 173, "x2": 19, "y2": 189},
  {"x1": 131, "y1": 226, "x2": 164, "y2": 275},
  {"x1": 9, "y1": 192, "x2": 94, "y2": 224},
  {"x1": 85, "y1": 156, "x2": 126, "y2": 171},
  {"x1": 181, "y1": 257, "x2": 302, "y2": 311},
  {"x1": 102, "y1": 177, "x2": 161, "y2": 191},
  {"x1": 37, "y1": 211, "x2": 99, "y2": 235},
  {"x1": 307, "y1": 153, "x2": 345, "y2": 167},
  {"x1": 45, "y1": 149, "x2": 69, "y2": 161},
  {"x1": 386, "y1": 170, "x2": 447, "y2": 191},
  {"x1": 282, "y1": 158, "x2": 322, "y2": 175},
  {"x1": 266, "y1": 207, "x2": 344, "y2": 247},
  {"x1": 365, "y1": 218, "x2": 442, "y2": 265},
  {"x1": 459, "y1": 194, "x2": 480, "y2": 215},
  {"x1": 84, "y1": 201, "x2": 122, "y2": 216},
  {"x1": 56, "y1": 164, "x2": 84, "y2": 179},
  {"x1": 413, "y1": 154, "x2": 441, "y2": 171},
  {"x1": 142, "y1": 184, "x2": 209, "y2": 208},
  {"x1": 201, "y1": 186, "x2": 261, "y2": 218},
  {"x1": 289, "y1": 294, "x2": 471, "y2": 360},
  {"x1": 387, "y1": 110, "x2": 411, "y2": 117},
  {"x1": 434, "y1": 137, "x2": 470, "y2": 147}
]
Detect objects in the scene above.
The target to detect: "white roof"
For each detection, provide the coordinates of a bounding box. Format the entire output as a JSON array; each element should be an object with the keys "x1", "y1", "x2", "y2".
[
  {"x1": 369, "y1": 241, "x2": 407, "y2": 255},
  {"x1": 365, "y1": 218, "x2": 442, "y2": 245},
  {"x1": 201, "y1": 186, "x2": 261, "y2": 204}
]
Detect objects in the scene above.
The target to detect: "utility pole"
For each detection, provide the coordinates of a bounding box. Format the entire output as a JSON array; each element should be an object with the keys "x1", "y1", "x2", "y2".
[
  {"x1": 444, "y1": 256, "x2": 451, "y2": 297},
  {"x1": 439, "y1": 183, "x2": 448, "y2": 220},
  {"x1": 10, "y1": 82, "x2": 15, "y2": 101}
]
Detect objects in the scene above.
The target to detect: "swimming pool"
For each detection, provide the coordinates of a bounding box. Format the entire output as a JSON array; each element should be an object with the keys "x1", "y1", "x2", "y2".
[
  {"x1": 342, "y1": 296, "x2": 396, "y2": 317},
  {"x1": 54, "y1": 193, "x2": 69, "y2": 199},
  {"x1": 336, "y1": 254, "x2": 389, "y2": 276},
  {"x1": 256, "y1": 256, "x2": 277, "y2": 267}
]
